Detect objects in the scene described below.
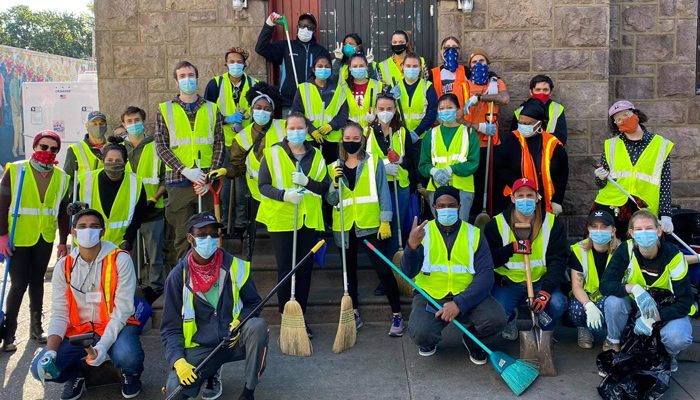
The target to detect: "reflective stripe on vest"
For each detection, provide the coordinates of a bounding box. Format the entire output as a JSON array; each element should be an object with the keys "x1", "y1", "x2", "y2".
[
  {"x1": 509, "y1": 130, "x2": 560, "y2": 212},
  {"x1": 236, "y1": 120, "x2": 286, "y2": 201},
  {"x1": 415, "y1": 221, "x2": 479, "y2": 299},
  {"x1": 594, "y1": 135, "x2": 673, "y2": 215},
  {"x1": 71, "y1": 141, "x2": 102, "y2": 175},
  {"x1": 514, "y1": 101, "x2": 565, "y2": 134},
  {"x1": 80, "y1": 170, "x2": 141, "y2": 245},
  {"x1": 378, "y1": 57, "x2": 426, "y2": 86},
  {"x1": 428, "y1": 125, "x2": 474, "y2": 192},
  {"x1": 215, "y1": 74, "x2": 256, "y2": 117},
  {"x1": 126, "y1": 142, "x2": 164, "y2": 209},
  {"x1": 398, "y1": 79, "x2": 430, "y2": 132},
  {"x1": 299, "y1": 83, "x2": 346, "y2": 142},
  {"x1": 570, "y1": 240, "x2": 611, "y2": 301},
  {"x1": 8, "y1": 161, "x2": 68, "y2": 246},
  {"x1": 345, "y1": 79, "x2": 383, "y2": 127},
  {"x1": 159, "y1": 101, "x2": 217, "y2": 171},
  {"x1": 364, "y1": 126, "x2": 410, "y2": 188},
  {"x1": 493, "y1": 213, "x2": 554, "y2": 282},
  {"x1": 182, "y1": 257, "x2": 250, "y2": 348},
  {"x1": 330, "y1": 156, "x2": 380, "y2": 231}
]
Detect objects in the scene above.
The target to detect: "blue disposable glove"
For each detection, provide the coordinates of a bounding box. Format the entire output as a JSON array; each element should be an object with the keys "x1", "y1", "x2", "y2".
[
  {"x1": 464, "y1": 95, "x2": 479, "y2": 114},
  {"x1": 409, "y1": 130, "x2": 419, "y2": 144},
  {"x1": 633, "y1": 316, "x2": 654, "y2": 336},
  {"x1": 431, "y1": 168, "x2": 450, "y2": 186},
  {"x1": 478, "y1": 122, "x2": 497, "y2": 137},
  {"x1": 390, "y1": 84, "x2": 402, "y2": 100},
  {"x1": 225, "y1": 112, "x2": 244, "y2": 125},
  {"x1": 631, "y1": 285, "x2": 660, "y2": 320}
]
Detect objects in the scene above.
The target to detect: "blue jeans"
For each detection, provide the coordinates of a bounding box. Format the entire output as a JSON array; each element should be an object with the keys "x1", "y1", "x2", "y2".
[
  {"x1": 568, "y1": 296, "x2": 607, "y2": 328},
  {"x1": 31, "y1": 324, "x2": 145, "y2": 382},
  {"x1": 491, "y1": 281, "x2": 568, "y2": 331},
  {"x1": 429, "y1": 190, "x2": 474, "y2": 222},
  {"x1": 604, "y1": 296, "x2": 694, "y2": 356},
  {"x1": 387, "y1": 183, "x2": 410, "y2": 257}
]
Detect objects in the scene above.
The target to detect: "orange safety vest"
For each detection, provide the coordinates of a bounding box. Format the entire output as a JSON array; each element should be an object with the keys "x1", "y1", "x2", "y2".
[
  {"x1": 502, "y1": 131, "x2": 562, "y2": 213},
  {"x1": 462, "y1": 80, "x2": 502, "y2": 147},
  {"x1": 64, "y1": 250, "x2": 139, "y2": 337},
  {"x1": 430, "y1": 66, "x2": 468, "y2": 108}
]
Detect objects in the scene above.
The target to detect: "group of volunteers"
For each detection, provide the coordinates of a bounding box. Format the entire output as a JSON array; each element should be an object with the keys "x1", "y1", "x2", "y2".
[{"x1": 0, "y1": 10, "x2": 694, "y2": 400}]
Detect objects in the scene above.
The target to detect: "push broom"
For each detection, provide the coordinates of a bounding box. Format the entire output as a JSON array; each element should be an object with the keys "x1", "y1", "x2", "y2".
[
  {"x1": 332, "y1": 175, "x2": 356, "y2": 353},
  {"x1": 364, "y1": 240, "x2": 540, "y2": 396}
]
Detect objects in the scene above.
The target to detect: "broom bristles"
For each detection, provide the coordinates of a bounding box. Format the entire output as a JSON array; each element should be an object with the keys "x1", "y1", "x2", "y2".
[
  {"x1": 392, "y1": 251, "x2": 414, "y2": 297},
  {"x1": 490, "y1": 351, "x2": 539, "y2": 396},
  {"x1": 279, "y1": 299, "x2": 312, "y2": 357},
  {"x1": 332, "y1": 294, "x2": 356, "y2": 353}
]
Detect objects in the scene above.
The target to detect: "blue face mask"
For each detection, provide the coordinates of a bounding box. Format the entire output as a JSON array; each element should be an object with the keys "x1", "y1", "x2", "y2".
[
  {"x1": 470, "y1": 62, "x2": 489, "y2": 86},
  {"x1": 252, "y1": 109, "x2": 272, "y2": 126},
  {"x1": 514, "y1": 198, "x2": 536, "y2": 216},
  {"x1": 403, "y1": 67, "x2": 420, "y2": 81},
  {"x1": 343, "y1": 43, "x2": 356, "y2": 57},
  {"x1": 193, "y1": 236, "x2": 218, "y2": 259},
  {"x1": 436, "y1": 208, "x2": 459, "y2": 226},
  {"x1": 125, "y1": 121, "x2": 144, "y2": 136},
  {"x1": 350, "y1": 67, "x2": 367, "y2": 80},
  {"x1": 228, "y1": 63, "x2": 245, "y2": 78},
  {"x1": 634, "y1": 230, "x2": 659, "y2": 249},
  {"x1": 443, "y1": 48, "x2": 459, "y2": 73},
  {"x1": 287, "y1": 129, "x2": 307, "y2": 145},
  {"x1": 438, "y1": 109, "x2": 457, "y2": 124},
  {"x1": 178, "y1": 77, "x2": 197, "y2": 94},
  {"x1": 588, "y1": 229, "x2": 613, "y2": 246},
  {"x1": 518, "y1": 123, "x2": 537, "y2": 138},
  {"x1": 315, "y1": 67, "x2": 331, "y2": 80}
]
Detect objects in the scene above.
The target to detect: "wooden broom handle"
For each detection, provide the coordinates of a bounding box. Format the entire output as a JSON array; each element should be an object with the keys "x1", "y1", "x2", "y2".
[
  {"x1": 523, "y1": 253, "x2": 535, "y2": 300},
  {"x1": 86, "y1": 346, "x2": 97, "y2": 358}
]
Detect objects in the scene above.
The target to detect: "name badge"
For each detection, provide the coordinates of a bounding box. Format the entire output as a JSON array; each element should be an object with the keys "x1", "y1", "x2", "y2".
[{"x1": 86, "y1": 292, "x2": 101, "y2": 304}]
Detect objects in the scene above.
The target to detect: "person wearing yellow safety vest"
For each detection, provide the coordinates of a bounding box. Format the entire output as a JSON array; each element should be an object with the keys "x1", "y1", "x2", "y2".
[
  {"x1": 510, "y1": 75, "x2": 567, "y2": 144},
  {"x1": 155, "y1": 60, "x2": 225, "y2": 259},
  {"x1": 31, "y1": 209, "x2": 144, "y2": 399},
  {"x1": 419, "y1": 93, "x2": 479, "y2": 222},
  {"x1": 75, "y1": 137, "x2": 147, "y2": 249},
  {"x1": 210, "y1": 82, "x2": 285, "y2": 248},
  {"x1": 326, "y1": 122, "x2": 401, "y2": 334},
  {"x1": 291, "y1": 54, "x2": 349, "y2": 165},
  {"x1": 120, "y1": 106, "x2": 167, "y2": 301},
  {"x1": 0, "y1": 130, "x2": 70, "y2": 352},
  {"x1": 161, "y1": 212, "x2": 267, "y2": 400},
  {"x1": 494, "y1": 98, "x2": 568, "y2": 215},
  {"x1": 377, "y1": 30, "x2": 428, "y2": 86},
  {"x1": 568, "y1": 210, "x2": 621, "y2": 350},
  {"x1": 64, "y1": 111, "x2": 107, "y2": 197},
  {"x1": 365, "y1": 92, "x2": 414, "y2": 257},
  {"x1": 485, "y1": 178, "x2": 568, "y2": 341},
  {"x1": 600, "y1": 210, "x2": 694, "y2": 373},
  {"x1": 331, "y1": 33, "x2": 377, "y2": 82},
  {"x1": 400, "y1": 186, "x2": 507, "y2": 363},
  {"x1": 593, "y1": 101, "x2": 674, "y2": 240},
  {"x1": 391, "y1": 53, "x2": 437, "y2": 145},
  {"x1": 257, "y1": 113, "x2": 330, "y2": 338},
  {"x1": 343, "y1": 54, "x2": 383, "y2": 128}
]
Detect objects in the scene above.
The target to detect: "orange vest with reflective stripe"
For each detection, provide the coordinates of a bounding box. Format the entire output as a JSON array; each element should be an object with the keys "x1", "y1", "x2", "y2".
[
  {"x1": 64, "y1": 249, "x2": 139, "y2": 337},
  {"x1": 502, "y1": 131, "x2": 561, "y2": 213},
  {"x1": 430, "y1": 66, "x2": 468, "y2": 108}
]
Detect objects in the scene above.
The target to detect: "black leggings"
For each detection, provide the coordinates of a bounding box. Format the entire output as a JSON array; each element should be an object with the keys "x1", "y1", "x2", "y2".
[
  {"x1": 3, "y1": 239, "x2": 53, "y2": 340},
  {"x1": 345, "y1": 229, "x2": 401, "y2": 313},
  {"x1": 269, "y1": 228, "x2": 318, "y2": 314}
]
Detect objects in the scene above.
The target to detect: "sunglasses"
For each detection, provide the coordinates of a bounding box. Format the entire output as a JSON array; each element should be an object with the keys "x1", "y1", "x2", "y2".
[{"x1": 38, "y1": 144, "x2": 59, "y2": 153}]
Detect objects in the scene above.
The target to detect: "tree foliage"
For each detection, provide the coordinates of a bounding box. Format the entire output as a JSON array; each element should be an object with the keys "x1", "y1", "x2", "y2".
[{"x1": 0, "y1": 5, "x2": 93, "y2": 60}]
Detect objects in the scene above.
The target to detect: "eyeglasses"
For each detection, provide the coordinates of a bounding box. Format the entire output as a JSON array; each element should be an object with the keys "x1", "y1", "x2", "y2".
[
  {"x1": 298, "y1": 23, "x2": 315, "y2": 30},
  {"x1": 613, "y1": 111, "x2": 633, "y2": 125},
  {"x1": 39, "y1": 144, "x2": 59, "y2": 153}
]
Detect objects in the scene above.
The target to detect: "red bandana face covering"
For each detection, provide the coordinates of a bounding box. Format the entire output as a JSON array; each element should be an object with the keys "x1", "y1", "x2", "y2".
[
  {"x1": 187, "y1": 249, "x2": 223, "y2": 293},
  {"x1": 31, "y1": 150, "x2": 58, "y2": 165}
]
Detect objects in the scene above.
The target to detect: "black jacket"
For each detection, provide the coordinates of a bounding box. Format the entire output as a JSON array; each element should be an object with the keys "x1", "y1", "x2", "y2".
[{"x1": 255, "y1": 24, "x2": 330, "y2": 107}]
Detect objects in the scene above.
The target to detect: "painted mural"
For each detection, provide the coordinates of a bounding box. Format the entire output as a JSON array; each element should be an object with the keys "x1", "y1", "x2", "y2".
[{"x1": 0, "y1": 45, "x2": 95, "y2": 164}]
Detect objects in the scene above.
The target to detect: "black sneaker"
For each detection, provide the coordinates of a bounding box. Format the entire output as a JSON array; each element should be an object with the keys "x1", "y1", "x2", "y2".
[
  {"x1": 201, "y1": 368, "x2": 223, "y2": 400},
  {"x1": 238, "y1": 386, "x2": 255, "y2": 400},
  {"x1": 305, "y1": 323, "x2": 313, "y2": 339},
  {"x1": 374, "y1": 283, "x2": 385, "y2": 296},
  {"x1": 418, "y1": 345, "x2": 437, "y2": 357},
  {"x1": 462, "y1": 334, "x2": 488, "y2": 365},
  {"x1": 121, "y1": 374, "x2": 142, "y2": 399},
  {"x1": 61, "y1": 377, "x2": 86, "y2": 400}
]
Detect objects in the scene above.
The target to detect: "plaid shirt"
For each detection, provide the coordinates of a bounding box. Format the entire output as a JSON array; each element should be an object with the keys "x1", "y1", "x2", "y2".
[{"x1": 155, "y1": 95, "x2": 225, "y2": 185}]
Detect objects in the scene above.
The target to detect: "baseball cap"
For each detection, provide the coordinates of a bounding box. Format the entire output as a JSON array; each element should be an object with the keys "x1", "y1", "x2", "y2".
[
  {"x1": 587, "y1": 210, "x2": 614, "y2": 226},
  {"x1": 608, "y1": 101, "x2": 635, "y2": 117},
  {"x1": 512, "y1": 177, "x2": 537, "y2": 193},
  {"x1": 186, "y1": 211, "x2": 223, "y2": 232},
  {"x1": 86, "y1": 110, "x2": 107, "y2": 123}
]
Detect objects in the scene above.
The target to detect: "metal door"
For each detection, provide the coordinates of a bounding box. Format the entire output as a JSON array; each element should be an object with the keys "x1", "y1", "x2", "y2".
[{"x1": 319, "y1": 0, "x2": 437, "y2": 69}]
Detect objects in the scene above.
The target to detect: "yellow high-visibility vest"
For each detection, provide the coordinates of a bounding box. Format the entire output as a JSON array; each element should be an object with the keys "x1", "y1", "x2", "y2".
[
  {"x1": 159, "y1": 100, "x2": 217, "y2": 171},
  {"x1": 493, "y1": 212, "x2": 555, "y2": 283},
  {"x1": 514, "y1": 101, "x2": 565, "y2": 134},
  {"x1": 398, "y1": 79, "x2": 431, "y2": 133},
  {"x1": 365, "y1": 126, "x2": 409, "y2": 188},
  {"x1": 214, "y1": 73, "x2": 259, "y2": 147},
  {"x1": 126, "y1": 142, "x2": 163, "y2": 209},
  {"x1": 570, "y1": 240, "x2": 612, "y2": 301},
  {"x1": 69, "y1": 141, "x2": 103, "y2": 176},
  {"x1": 329, "y1": 156, "x2": 381, "y2": 231},
  {"x1": 235, "y1": 120, "x2": 286, "y2": 201},
  {"x1": 299, "y1": 83, "x2": 346, "y2": 142},
  {"x1": 344, "y1": 79, "x2": 383, "y2": 127},
  {"x1": 377, "y1": 56, "x2": 426, "y2": 86},
  {"x1": 428, "y1": 125, "x2": 475, "y2": 192}
]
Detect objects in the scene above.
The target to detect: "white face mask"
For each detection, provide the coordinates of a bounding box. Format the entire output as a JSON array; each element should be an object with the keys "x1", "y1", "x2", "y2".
[
  {"x1": 75, "y1": 228, "x2": 102, "y2": 249},
  {"x1": 377, "y1": 111, "x2": 395, "y2": 124},
  {"x1": 297, "y1": 27, "x2": 313, "y2": 43}
]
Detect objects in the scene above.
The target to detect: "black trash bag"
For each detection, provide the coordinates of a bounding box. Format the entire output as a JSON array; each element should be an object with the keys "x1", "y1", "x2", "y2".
[{"x1": 597, "y1": 289, "x2": 676, "y2": 400}]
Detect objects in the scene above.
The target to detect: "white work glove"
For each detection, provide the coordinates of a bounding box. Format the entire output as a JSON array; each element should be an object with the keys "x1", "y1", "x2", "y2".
[
  {"x1": 594, "y1": 166, "x2": 609, "y2": 180},
  {"x1": 283, "y1": 189, "x2": 303, "y2": 205},
  {"x1": 384, "y1": 163, "x2": 399, "y2": 177},
  {"x1": 430, "y1": 167, "x2": 450, "y2": 186},
  {"x1": 365, "y1": 110, "x2": 376, "y2": 123},
  {"x1": 660, "y1": 216, "x2": 674, "y2": 234},
  {"x1": 584, "y1": 301, "x2": 604, "y2": 331},
  {"x1": 181, "y1": 167, "x2": 206, "y2": 185},
  {"x1": 478, "y1": 122, "x2": 497, "y2": 137},
  {"x1": 266, "y1": 12, "x2": 282, "y2": 26},
  {"x1": 464, "y1": 95, "x2": 479, "y2": 114},
  {"x1": 333, "y1": 42, "x2": 343, "y2": 60},
  {"x1": 551, "y1": 202, "x2": 563, "y2": 215},
  {"x1": 292, "y1": 171, "x2": 309, "y2": 187},
  {"x1": 86, "y1": 344, "x2": 108, "y2": 367},
  {"x1": 193, "y1": 182, "x2": 209, "y2": 196},
  {"x1": 365, "y1": 48, "x2": 374, "y2": 64}
]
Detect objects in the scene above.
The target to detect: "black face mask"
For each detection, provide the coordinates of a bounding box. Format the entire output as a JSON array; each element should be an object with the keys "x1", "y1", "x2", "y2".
[
  {"x1": 391, "y1": 44, "x2": 407, "y2": 55},
  {"x1": 342, "y1": 141, "x2": 362, "y2": 154}
]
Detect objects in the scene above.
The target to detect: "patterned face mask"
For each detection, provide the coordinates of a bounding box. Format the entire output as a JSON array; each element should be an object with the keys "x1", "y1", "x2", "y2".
[
  {"x1": 470, "y1": 62, "x2": 489, "y2": 86},
  {"x1": 443, "y1": 48, "x2": 459, "y2": 73}
]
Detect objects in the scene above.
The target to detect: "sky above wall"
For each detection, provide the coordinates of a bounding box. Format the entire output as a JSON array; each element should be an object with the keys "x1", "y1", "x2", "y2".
[{"x1": 1, "y1": 0, "x2": 91, "y2": 15}]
